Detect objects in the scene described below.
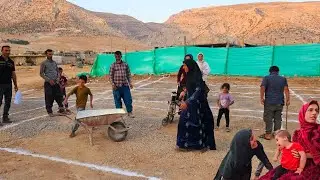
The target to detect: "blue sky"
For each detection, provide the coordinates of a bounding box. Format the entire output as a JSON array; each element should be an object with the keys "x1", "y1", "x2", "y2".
[{"x1": 68, "y1": 0, "x2": 317, "y2": 23}]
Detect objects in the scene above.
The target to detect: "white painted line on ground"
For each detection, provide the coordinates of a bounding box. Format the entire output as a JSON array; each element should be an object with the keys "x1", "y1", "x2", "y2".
[
  {"x1": 134, "y1": 77, "x2": 168, "y2": 90},
  {"x1": 134, "y1": 76, "x2": 152, "y2": 85},
  {"x1": 290, "y1": 89, "x2": 306, "y2": 104},
  {"x1": 20, "y1": 100, "x2": 77, "y2": 103},
  {"x1": 209, "y1": 84, "x2": 258, "y2": 88},
  {"x1": 290, "y1": 86, "x2": 320, "y2": 89},
  {"x1": 101, "y1": 99, "x2": 299, "y2": 116},
  {"x1": 210, "y1": 107, "x2": 298, "y2": 115},
  {"x1": 144, "y1": 81, "x2": 265, "y2": 89},
  {"x1": 135, "y1": 105, "x2": 299, "y2": 123},
  {"x1": 130, "y1": 89, "x2": 260, "y2": 96},
  {"x1": 0, "y1": 147, "x2": 160, "y2": 180},
  {"x1": 4, "y1": 106, "x2": 46, "y2": 116},
  {"x1": 100, "y1": 97, "x2": 168, "y2": 104},
  {"x1": 224, "y1": 114, "x2": 298, "y2": 123},
  {"x1": 298, "y1": 94, "x2": 320, "y2": 96},
  {"x1": 1, "y1": 77, "x2": 159, "y2": 131},
  {"x1": 135, "y1": 105, "x2": 167, "y2": 112},
  {"x1": 1, "y1": 93, "x2": 108, "y2": 131},
  {"x1": 0, "y1": 115, "x2": 49, "y2": 131},
  {"x1": 137, "y1": 87, "x2": 174, "y2": 90},
  {"x1": 291, "y1": 88, "x2": 320, "y2": 92},
  {"x1": 236, "y1": 95, "x2": 257, "y2": 99}
]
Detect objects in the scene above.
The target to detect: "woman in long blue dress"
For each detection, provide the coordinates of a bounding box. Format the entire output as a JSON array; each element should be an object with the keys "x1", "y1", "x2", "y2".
[{"x1": 176, "y1": 54, "x2": 216, "y2": 151}]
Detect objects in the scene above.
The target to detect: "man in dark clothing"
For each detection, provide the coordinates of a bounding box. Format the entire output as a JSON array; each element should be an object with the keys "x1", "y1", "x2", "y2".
[
  {"x1": 0, "y1": 46, "x2": 18, "y2": 126},
  {"x1": 40, "y1": 49, "x2": 65, "y2": 117},
  {"x1": 259, "y1": 66, "x2": 290, "y2": 140}
]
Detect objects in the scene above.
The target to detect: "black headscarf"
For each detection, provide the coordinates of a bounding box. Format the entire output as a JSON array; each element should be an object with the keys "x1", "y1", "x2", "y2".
[
  {"x1": 229, "y1": 129, "x2": 254, "y2": 167},
  {"x1": 183, "y1": 54, "x2": 204, "y2": 95},
  {"x1": 214, "y1": 129, "x2": 255, "y2": 180}
]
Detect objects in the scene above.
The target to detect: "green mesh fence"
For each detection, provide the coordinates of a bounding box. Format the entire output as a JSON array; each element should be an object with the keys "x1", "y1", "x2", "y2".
[
  {"x1": 90, "y1": 44, "x2": 320, "y2": 77},
  {"x1": 90, "y1": 54, "x2": 115, "y2": 77},
  {"x1": 186, "y1": 47, "x2": 228, "y2": 75},
  {"x1": 227, "y1": 46, "x2": 273, "y2": 76},
  {"x1": 154, "y1": 47, "x2": 185, "y2": 74},
  {"x1": 125, "y1": 50, "x2": 154, "y2": 75},
  {"x1": 273, "y1": 44, "x2": 320, "y2": 77}
]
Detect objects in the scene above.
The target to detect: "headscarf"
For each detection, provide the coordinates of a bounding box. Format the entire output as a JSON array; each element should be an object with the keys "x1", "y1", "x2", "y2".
[
  {"x1": 183, "y1": 54, "x2": 204, "y2": 95},
  {"x1": 298, "y1": 100, "x2": 320, "y2": 164},
  {"x1": 229, "y1": 129, "x2": 255, "y2": 167}
]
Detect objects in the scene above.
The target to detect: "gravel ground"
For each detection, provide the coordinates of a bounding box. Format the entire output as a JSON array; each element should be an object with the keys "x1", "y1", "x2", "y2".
[{"x1": 0, "y1": 76, "x2": 319, "y2": 180}]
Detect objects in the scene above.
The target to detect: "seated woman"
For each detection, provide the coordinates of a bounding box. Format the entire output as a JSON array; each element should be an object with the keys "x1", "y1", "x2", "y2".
[
  {"x1": 176, "y1": 54, "x2": 216, "y2": 151},
  {"x1": 258, "y1": 100, "x2": 320, "y2": 180},
  {"x1": 214, "y1": 129, "x2": 273, "y2": 180}
]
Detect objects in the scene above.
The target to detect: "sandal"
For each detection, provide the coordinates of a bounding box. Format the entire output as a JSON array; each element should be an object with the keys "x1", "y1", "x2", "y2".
[{"x1": 259, "y1": 133, "x2": 272, "y2": 140}]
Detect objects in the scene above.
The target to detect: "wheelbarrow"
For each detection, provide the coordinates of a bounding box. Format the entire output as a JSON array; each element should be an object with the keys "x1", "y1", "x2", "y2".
[{"x1": 75, "y1": 109, "x2": 131, "y2": 146}]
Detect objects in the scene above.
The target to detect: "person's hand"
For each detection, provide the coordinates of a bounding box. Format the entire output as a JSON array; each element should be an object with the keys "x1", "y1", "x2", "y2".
[
  {"x1": 63, "y1": 99, "x2": 68, "y2": 105},
  {"x1": 90, "y1": 103, "x2": 93, "y2": 109},
  {"x1": 130, "y1": 83, "x2": 133, "y2": 89},
  {"x1": 180, "y1": 102, "x2": 187, "y2": 110},
  {"x1": 14, "y1": 86, "x2": 18, "y2": 92},
  {"x1": 112, "y1": 84, "x2": 117, "y2": 90},
  {"x1": 49, "y1": 80, "x2": 55, "y2": 86},
  {"x1": 291, "y1": 150, "x2": 300, "y2": 158},
  {"x1": 286, "y1": 99, "x2": 290, "y2": 106},
  {"x1": 295, "y1": 168, "x2": 303, "y2": 175},
  {"x1": 260, "y1": 98, "x2": 265, "y2": 105}
]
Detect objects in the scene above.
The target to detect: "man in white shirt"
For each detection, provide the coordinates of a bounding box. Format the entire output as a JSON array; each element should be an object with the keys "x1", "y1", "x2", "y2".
[{"x1": 196, "y1": 53, "x2": 211, "y2": 82}]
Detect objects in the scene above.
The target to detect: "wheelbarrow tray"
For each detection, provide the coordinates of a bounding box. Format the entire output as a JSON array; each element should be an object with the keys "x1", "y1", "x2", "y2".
[
  {"x1": 75, "y1": 109, "x2": 130, "y2": 145},
  {"x1": 76, "y1": 109, "x2": 126, "y2": 127}
]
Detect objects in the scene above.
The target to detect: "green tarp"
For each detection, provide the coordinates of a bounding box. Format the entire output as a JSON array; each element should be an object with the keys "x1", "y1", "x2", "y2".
[
  {"x1": 125, "y1": 50, "x2": 154, "y2": 75},
  {"x1": 227, "y1": 46, "x2": 273, "y2": 76},
  {"x1": 273, "y1": 44, "x2": 320, "y2": 77},
  {"x1": 154, "y1": 47, "x2": 185, "y2": 74},
  {"x1": 90, "y1": 43, "x2": 320, "y2": 77}
]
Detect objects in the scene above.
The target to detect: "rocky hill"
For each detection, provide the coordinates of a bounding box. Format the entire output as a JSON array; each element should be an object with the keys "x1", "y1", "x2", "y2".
[
  {"x1": 0, "y1": 0, "x2": 319, "y2": 52},
  {"x1": 166, "y1": 2, "x2": 320, "y2": 45},
  {"x1": 92, "y1": 12, "x2": 188, "y2": 47},
  {"x1": 0, "y1": 0, "x2": 120, "y2": 35}
]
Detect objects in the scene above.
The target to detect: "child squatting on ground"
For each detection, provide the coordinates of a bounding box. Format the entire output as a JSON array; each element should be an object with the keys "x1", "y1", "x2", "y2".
[
  {"x1": 63, "y1": 75, "x2": 93, "y2": 138},
  {"x1": 272, "y1": 130, "x2": 306, "y2": 180},
  {"x1": 216, "y1": 83, "x2": 234, "y2": 132}
]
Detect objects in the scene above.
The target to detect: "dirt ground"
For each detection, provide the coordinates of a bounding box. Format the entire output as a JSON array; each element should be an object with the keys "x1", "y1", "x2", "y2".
[{"x1": 0, "y1": 66, "x2": 319, "y2": 180}]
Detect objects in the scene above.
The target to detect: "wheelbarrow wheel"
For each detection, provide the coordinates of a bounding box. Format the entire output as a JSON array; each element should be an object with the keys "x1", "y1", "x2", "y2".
[{"x1": 108, "y1": 122, "x2": 128, "y2": 142}]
